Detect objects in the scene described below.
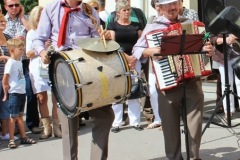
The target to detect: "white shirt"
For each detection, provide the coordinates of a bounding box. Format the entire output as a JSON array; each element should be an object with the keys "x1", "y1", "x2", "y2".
[
  {"x1": 4, "y1": 58, "x2": 26, "y2": 94},
  {"x1": 99, "y1": 10, "x2": 109, "y2": 23}
]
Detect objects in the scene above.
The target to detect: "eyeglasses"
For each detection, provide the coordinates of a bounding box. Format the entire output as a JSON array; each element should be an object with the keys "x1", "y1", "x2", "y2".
[
  {"x1": 7, "y1": 3, "x2": 20, "y2": 8},
  {"x1": 94, "y1": 7, "x2": 99, "y2": 11},
  {"x1": 0, "y1": 20, "x2": 7, "y2": 23}
]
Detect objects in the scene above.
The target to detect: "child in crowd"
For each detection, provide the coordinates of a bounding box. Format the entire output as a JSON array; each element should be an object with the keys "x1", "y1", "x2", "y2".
[{"x1": 2, "y1": 38, "x2": 36, "y2": 149}]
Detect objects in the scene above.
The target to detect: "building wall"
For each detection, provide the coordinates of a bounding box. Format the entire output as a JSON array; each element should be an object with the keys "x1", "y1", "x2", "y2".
[{"x1": 39, "y1": 0, "x2": 198, "y2": 19}]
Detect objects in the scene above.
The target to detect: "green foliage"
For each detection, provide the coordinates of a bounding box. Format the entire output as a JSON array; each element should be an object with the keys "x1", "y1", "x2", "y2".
[
  {"x1": 0, "y1": 1, "x2": 6, "y2": 15},
  {"x1": 20, "y1": 0, "x2": 38, "y2": 15}
]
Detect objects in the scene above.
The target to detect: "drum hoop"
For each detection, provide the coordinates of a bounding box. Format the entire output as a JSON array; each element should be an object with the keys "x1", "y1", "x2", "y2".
[
  {"x1": 59, "y1": 52, "x2": 82, "y2": 109},
  {"x1": 49, "y1": 54, "x2": 79, "y2": 117},
  {"x1": 118, "y1": 51, "x2": 132, "y2": 95},
  {"x1": 56, "y1": 52, "x2": 82, "y2": 117}
]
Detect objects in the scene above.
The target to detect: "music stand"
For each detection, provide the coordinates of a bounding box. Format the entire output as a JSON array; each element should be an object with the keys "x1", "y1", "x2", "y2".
[
  {"x1": 153, "y1": 31, "x2": 206, "y2": 160},
  {"x1": 159, "y1": 34, "x2": 205, "y2": 56}
]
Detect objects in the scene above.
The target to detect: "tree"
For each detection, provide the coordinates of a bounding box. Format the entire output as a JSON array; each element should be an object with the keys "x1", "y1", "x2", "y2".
[
  {"x1": 20, "y1": 0, "x2": 38, "y2": 15},
  {"x1": 0, "y1": 1, "x2": 6, "y2": 14}
]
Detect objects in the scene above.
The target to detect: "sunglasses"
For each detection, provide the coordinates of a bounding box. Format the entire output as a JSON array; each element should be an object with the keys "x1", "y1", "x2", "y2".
[
  {"x1": 94, "y1": 7, "x2": 99, "y2": 10},
  {"x1": 8, "y1": 3, "x2": 20, "y2": 8}
]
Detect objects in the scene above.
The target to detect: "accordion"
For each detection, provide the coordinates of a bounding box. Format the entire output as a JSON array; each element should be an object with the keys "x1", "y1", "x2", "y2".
[{"x1": 146, "y1": 21, "x2": 212, "y2": 91}]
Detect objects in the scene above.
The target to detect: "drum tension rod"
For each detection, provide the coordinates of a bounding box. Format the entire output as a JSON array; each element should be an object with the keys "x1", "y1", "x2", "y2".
[
  {"x1": 75, "y1": 82, "x2": 93, "y2": 89},
  {"x1": 67, "y1": 57, "x2": 85, "y2": 64},
  {"x1": 84, "y1": 103, "x2": 93, "y2": 107},
  {"x1": 114, "y1": 96, "x2": 122, "y2": 100},
  {"x1": 115, "y1": 72, "x2": 132, "y2": 78},
  {"x1": 114, "y1": 74, "x2": 122, "y2": 78}
]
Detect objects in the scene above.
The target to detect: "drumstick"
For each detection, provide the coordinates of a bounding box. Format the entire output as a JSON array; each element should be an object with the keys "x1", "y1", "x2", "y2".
[{"x1": 100, "y1": 25, "x2": 107, "y2": 49}]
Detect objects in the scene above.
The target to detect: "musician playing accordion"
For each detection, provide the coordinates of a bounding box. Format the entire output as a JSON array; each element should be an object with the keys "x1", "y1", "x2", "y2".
[{"x1": 132, "y1": 0, "x2": 214, "y2": 159}]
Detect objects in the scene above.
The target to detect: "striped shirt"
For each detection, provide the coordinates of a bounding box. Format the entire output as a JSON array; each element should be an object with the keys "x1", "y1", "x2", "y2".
[{"x1": 0, "y1": 33, "x2": 11, "y2": 80}]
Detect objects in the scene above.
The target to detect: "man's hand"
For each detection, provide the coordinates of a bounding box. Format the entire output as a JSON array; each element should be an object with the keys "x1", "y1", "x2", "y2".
[
  {"x1": 40, "y1": 50, "x2": 50, "y2": 64},
  {"x1": 98, "y1": 29, "x2": 112, "y2": 40},
  {"x1": 203, "y1": 41, "x2": 214, "y2": 57},
  {"x1": 124, "y1": 54, "x2": 137, "y2": 69},
  {"x1": 18, "y1": 5, "x2": 25, "y2": 19},
  {"x1": 143, "y1": 47, "x2": 163, "y2": 60}
]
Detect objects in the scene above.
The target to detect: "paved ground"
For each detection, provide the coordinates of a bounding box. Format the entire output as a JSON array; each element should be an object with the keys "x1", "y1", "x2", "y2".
[{"x1": 1, "y1": 82, "x2": 240, "y2": 160}]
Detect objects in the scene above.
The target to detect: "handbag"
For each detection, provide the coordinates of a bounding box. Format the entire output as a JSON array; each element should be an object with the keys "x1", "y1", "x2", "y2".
[
  {"x1": 128, "y1": 71, "x2": 149, "y2": 99},
  {"x1": 39, "y1": 58, "x2": 49, "y2": 79}
]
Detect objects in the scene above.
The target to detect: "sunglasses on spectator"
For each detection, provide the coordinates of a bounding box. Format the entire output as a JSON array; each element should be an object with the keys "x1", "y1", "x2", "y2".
[
  {"x1": 8, "y1": 4, "x2": 20, "y2": 8},
  {"x1": 94, "y1": 7, "x2": 99, "y2": 10}
]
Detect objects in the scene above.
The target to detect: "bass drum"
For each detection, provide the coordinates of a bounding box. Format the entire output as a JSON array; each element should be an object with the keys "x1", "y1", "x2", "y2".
[{"x1": 49, "y1": 48, "x2": 131, "y2": 117}]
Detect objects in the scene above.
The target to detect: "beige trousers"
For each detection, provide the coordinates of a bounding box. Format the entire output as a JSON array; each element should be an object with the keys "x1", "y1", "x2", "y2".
[
  {"x1": 158, "y1": 78, "x2": 204, "y2": 160},
  {"x1": 58, "y1": 105, "x2": 114, "y2": 160}
]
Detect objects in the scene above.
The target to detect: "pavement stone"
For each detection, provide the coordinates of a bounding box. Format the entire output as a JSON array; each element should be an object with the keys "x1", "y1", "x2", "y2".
[{"x1": 0, "y1": 82, "x2": 240, "y2": 160}]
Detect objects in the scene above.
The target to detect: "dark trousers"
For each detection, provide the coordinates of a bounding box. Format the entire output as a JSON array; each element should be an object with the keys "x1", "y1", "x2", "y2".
[
  {"x1": 59, "y1": 105, "x2": 114, "y2": 160},
  {"x1": 22, "y1": 59, "x2": 39, "y2": 130}
]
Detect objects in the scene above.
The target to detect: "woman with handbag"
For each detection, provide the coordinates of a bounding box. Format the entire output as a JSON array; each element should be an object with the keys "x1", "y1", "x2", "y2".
[
  {"x1": 107, "y1": 0, "x2": 144, "y2": 133},
  {"x1": 26, "y1": 6, "x2": 62, "y2": 139}
]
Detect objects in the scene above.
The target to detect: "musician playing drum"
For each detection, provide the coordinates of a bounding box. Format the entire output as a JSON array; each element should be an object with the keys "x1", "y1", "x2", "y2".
[
  {"x1": 132, "y1": 0, "x2": 214, "y2": 159},
  {"x1": 32, "y1": 0, "x2": 136, "y2": 160}
]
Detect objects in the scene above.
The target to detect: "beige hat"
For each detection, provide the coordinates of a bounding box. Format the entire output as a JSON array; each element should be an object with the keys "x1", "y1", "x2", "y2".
[{"x1": 156, "y1": 0, "x2": 178, "y2": 5}]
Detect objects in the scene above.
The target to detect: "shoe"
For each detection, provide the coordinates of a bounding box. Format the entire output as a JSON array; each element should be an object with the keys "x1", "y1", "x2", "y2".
[
  {"x1": 1, "y1": 133, "x2": 19, "y2": 141},
  {"x1": 111, "y1": 127, "x2": 120, "y2": 133},
  {"x1": 146, "y1": 122, "x2": 161, "y2": 129},
  {"x1": 20, "y1": 137, "x2": 37, "y2": 144},
  {"x1": 8, "y1": 140, "x2": 17, "y2": 149},
  {"x1": 121, "y1": 121, "x2": 126, "y2": 126},
  {"x1": 31, "y1": 127, "x2": 43, "y2": 134},
  {"x1": 133, "y1": 125, "x2": 144, "y2": 131}
]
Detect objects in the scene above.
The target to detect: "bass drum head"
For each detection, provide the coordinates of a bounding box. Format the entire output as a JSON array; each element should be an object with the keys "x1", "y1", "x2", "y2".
[{"x1": 49, "y1": 54, "x2": 79, "y2": 117}]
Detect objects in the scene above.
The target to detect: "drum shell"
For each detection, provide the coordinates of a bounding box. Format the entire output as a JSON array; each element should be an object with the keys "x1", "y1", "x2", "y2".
[{"x1": 49, "y1": 49, "x2": 131, "y2": 117}]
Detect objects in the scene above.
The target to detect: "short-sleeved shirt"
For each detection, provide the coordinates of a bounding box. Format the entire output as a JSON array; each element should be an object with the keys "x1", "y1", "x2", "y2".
[
  {"x1": 4, "y1": 14, "x2": 28, "y2": 60},
  {"x1": 4, "y1": 14, "x2": 27, "y2": 38},
  {"x1": 107, "y1": 21, "x2": 141, "y2": 55},
  {"x1": 4, "y1": 58, "x2": 26, "y2": 94}
]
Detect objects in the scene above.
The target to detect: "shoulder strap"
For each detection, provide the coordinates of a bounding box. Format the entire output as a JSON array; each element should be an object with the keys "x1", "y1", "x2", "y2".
[
  {"x1": 110, "y1": 11, "x2": 117, "y2": 22},
  {"x1": 132, "y1": 7, "x2": 146, "y2": 29}
]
